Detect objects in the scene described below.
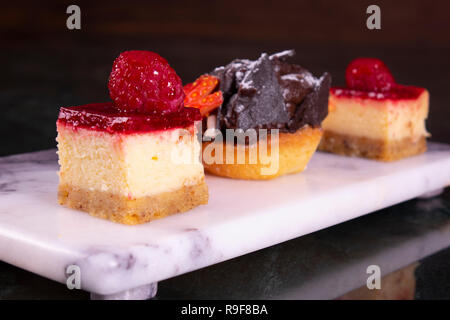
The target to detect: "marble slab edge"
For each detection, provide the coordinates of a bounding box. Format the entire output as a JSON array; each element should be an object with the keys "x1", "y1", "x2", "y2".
[{"x1": 0, "y1": 144, "x2": 449, "y2": 295}]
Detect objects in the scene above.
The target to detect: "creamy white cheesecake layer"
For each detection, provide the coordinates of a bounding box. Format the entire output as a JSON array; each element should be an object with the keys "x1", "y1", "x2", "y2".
[
  {"x1": 57, "y1": 123, "x2": 204, "y2": 199},
  {"x1": 323, "y1": 91, "x2": 429, "y2": 141}
]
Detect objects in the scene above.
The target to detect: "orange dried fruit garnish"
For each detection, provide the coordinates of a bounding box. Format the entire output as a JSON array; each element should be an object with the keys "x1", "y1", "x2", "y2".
[{"x1": 184, "y1": 75, "x2": 223, "y2": 116}]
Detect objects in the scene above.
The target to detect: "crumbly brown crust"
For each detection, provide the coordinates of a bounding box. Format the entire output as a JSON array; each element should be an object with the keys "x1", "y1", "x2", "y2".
[
  {"x1": 318, "y1": 131, "x2": 427, "y2": 161},
  {"x1": 58, "y1": 180, "x2": 209, "y2": 225},
  {"x1": 202, "y1": 126, "x2": 323, "y2": 180}
]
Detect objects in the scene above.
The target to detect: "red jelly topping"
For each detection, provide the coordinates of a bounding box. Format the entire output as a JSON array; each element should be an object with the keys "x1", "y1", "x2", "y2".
[
  {"x1": 57, "y1": 102, "x2": 201, "y2": 134},
  {"x1": 331, "y1": 85, "x2": 425, "y2": 101},
  {"x1": 333, "y1": 58, "x2": 425, "y2": 101}
]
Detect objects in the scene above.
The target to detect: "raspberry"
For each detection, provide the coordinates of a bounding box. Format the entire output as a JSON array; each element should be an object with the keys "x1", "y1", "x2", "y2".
[
  {"x1": 345, "y1": 58, "x2": 396, "y2": 92},
  {"x1": 108, "y1": 50, "x2": 184, "y2": 113}
]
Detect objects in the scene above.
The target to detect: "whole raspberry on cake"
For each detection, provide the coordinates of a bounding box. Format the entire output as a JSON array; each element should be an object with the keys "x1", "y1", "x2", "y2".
[
  {"x1": 319, "y1": 58, "x2": 429, "y2": 161},
  {"x1": 108, "y1": 50, "x2": 184, "y2": 113},
  {"x1": 183, "y1": 50, "x2": 331, "y2": 180},
  {"x1": 56, "y1": 51, "x2": 208, "y2": 225}
]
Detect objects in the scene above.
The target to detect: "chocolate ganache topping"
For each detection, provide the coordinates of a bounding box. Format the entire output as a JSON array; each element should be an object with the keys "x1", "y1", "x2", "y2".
[{"x1": 211, "y1": 50, "x2": 331, "y2": 133}]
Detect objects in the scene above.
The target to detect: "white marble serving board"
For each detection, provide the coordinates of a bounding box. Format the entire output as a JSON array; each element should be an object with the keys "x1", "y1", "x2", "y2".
[{"x1": 0, "y1": 143, "x2": 449, "y2": 296}]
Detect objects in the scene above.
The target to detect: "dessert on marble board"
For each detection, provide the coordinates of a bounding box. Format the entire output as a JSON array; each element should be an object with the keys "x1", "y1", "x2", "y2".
[
  {"x1": 185, "y1": 50, "x2": 331, "y2": 180},
  {"x1": 183, "y1": 50, "x2": 331, "y2": 180},
  {"x1": 319, "y1": 58, "x2": 429, "y2": 161},
  {"x1": 57, "y1": 51, "x2": 208, "y2": 225}
]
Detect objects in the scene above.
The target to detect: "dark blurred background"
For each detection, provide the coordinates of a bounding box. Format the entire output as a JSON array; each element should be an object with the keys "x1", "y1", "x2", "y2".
[{"x1": 2, "y1": 0, "x2": 450, "y2": 156}]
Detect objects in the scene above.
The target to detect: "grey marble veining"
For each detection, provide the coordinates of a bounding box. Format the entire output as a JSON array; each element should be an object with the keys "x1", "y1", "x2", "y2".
[{"x1": 0, "y1": 143, "x2": 449, "y2": 297}]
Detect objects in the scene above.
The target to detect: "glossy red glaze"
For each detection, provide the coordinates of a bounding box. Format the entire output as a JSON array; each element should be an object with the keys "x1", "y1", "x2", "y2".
[
  {"x1": 330, "y1": 85, "x2": 425, "y2": 101},
  {"x1": 57, "y1": 102, "x2": 201, "y2": 134}
]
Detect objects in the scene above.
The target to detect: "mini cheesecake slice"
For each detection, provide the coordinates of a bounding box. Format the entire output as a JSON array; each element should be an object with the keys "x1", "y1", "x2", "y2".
[
  {"x1": 319, "y1": 58, "x2": 429, "y2": 161},
  {"x1": 57, "y1": 51, "x2": 208, "y2": 225},
  {"x1": 57, "y1": 103, "x2": 207, "y2": 225}
]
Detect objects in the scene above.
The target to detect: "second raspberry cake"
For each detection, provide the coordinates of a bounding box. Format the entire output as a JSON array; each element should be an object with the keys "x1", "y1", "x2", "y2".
[{"x1": 319, "y1": 58, "x2": 429, "y2": 161}]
